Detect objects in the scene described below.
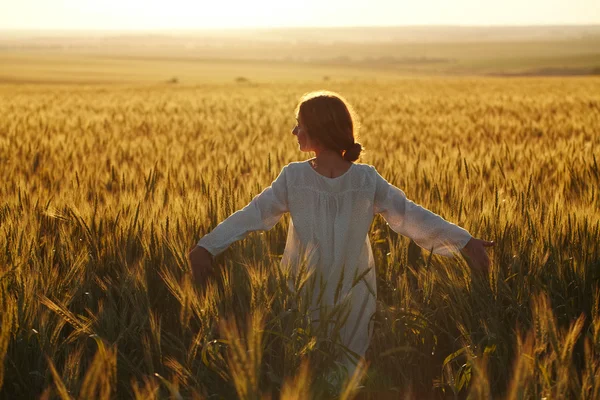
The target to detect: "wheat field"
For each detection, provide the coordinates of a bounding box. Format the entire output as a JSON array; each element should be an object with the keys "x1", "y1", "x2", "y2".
[{"x1": 1, "y1": 76, "x2": 600, "y2": 399}]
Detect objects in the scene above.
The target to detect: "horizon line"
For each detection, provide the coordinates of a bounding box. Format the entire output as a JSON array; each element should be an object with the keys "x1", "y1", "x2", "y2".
[{"x1": 1, "y1": 23, "x2": 600, "y2": 33}]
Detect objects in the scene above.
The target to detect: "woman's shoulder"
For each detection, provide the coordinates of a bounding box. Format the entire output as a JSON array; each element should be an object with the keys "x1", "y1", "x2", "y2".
[
  {"x1": 352, "y1": 161, "x2": 375, "y2": 171},
  {"x1": 283, "y1": 160, "x2": 378, "y2": 187},
  {"x1": 284, "y1": 160, "x2": 375, "y2": 174},
  {"x1": 282, "y1": 160, "x2": 380, "y2": 194},
  {"x1": 284, "y1": 160, "x2": 308, "y2": 173},
  {"x1": 350, "y1": 162, "x2": 378, "y2": 178}
]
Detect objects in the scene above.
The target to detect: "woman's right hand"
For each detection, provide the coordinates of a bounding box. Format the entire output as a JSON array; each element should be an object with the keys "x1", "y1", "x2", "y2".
[{"x1": 188, "y1": 245, "x2": 215, "y2": 286}]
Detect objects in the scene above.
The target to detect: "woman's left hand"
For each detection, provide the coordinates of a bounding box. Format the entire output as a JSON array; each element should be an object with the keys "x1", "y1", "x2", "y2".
[{"x1": 460, "y1": 237, "x2": 495, "y2": 274}]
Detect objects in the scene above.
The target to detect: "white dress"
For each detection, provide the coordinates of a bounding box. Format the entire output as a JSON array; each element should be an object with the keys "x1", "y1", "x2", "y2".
[{"x1": 197, "y1": 160, "x2": 472, "y2": 373}]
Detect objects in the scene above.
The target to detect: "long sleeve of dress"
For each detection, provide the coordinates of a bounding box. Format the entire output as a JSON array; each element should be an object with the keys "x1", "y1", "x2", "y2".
[
  {"x1": 197, "y1": 166, "x2": 289, "y2": 256},
  {"x1": 372, "y1": 167, "x2": 472, "y2": 257}
]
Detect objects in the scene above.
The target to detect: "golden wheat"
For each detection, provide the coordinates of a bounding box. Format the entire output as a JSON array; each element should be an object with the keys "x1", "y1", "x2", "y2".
[{"x1": 0, "y1": 77, "x2": 599, "y2": 398}]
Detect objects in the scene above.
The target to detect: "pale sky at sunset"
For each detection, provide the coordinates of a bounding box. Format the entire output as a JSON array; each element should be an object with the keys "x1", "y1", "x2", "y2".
[{"x1": 1, "y1": 0, "x2": 598, "y2": 30}]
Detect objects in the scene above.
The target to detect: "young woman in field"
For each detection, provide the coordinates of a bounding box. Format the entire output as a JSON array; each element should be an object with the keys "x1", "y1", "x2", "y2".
[{"x1": 188, "y1": 90, "x2": 494, "y2": 380}]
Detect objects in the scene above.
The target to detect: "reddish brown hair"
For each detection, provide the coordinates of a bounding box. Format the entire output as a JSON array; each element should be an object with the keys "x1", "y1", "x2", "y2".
[{"x1": 295, "y1": 91, "x2": 363, "y2": 162}]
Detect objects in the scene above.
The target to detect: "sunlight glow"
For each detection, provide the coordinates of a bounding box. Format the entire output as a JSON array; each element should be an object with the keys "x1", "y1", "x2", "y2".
[{"x1": 1, "y1": 0, "x2": 598, "y2": 30}]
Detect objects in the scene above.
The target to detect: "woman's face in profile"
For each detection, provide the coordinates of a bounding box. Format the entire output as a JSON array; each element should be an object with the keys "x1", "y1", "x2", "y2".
[{"x1": 292, "y1": 114, "x2": 315, "y2": 152}]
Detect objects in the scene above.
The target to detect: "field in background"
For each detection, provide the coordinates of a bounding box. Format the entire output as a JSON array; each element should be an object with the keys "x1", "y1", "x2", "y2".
[
  {"x1": 1, "y1": 25, "x2": 600, "y2": 83},
  {"x1": 1, "y1": 74, "x2": 600, "y2": 398}
]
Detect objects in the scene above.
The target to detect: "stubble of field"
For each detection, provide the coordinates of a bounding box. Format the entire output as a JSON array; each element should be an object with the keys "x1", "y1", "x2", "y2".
[{"x1": 1, "y1": 77, "x2": 600, "y2": 399}]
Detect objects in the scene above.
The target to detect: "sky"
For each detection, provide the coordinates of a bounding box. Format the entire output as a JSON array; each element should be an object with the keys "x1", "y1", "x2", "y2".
[{"x1": 1, "y1": 0, "x2": 599, "y2": 30}]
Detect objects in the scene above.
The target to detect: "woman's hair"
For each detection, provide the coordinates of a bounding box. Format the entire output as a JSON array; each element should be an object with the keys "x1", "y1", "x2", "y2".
[{"x1": 295, "y1": 90, "x2": 363, "y2": 162}]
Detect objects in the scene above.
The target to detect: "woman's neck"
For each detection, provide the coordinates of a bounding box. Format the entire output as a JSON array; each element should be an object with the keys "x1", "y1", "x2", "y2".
[{"x1": 312, "y1": 148, "x2": 347, "y2": 165}]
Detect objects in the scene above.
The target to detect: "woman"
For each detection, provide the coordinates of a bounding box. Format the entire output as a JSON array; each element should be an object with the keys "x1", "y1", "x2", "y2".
[{"x1": 188, "y1": 90, "x2": 494, "y2": 379}]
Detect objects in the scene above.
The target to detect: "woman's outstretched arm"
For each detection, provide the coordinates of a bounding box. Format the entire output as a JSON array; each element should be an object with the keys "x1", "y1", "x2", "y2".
[
  {"x1": 372, "y1": 166, "x2": 493, "y2": 273},
  {"x1": 189, "y1": 165, "x2": 289, "y2": 284}
]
